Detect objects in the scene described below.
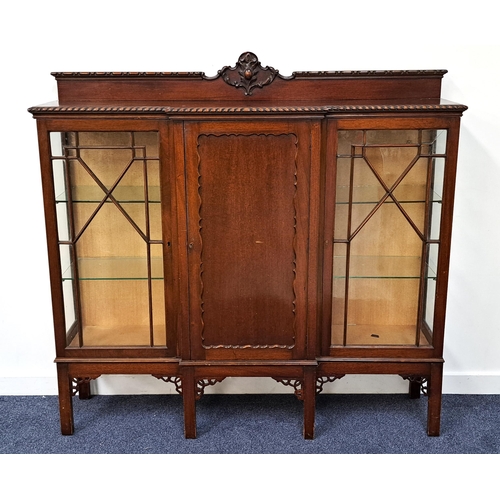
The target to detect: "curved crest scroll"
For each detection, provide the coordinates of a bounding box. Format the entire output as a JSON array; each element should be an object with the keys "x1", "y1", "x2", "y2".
[{"x1": 219, "y1": 52, "x2": 280, "y2": 96}]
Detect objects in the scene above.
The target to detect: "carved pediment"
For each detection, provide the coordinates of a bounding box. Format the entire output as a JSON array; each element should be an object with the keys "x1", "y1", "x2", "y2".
[{"x1": 218, "y1": 52, "x2": 281, "y2": 96}]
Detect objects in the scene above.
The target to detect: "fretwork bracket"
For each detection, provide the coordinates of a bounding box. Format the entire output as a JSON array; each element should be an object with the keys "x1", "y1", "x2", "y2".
[
  {"x1": 401, "y1": 375, "x2": 429, "y2": 396},
  {"x1": 316, "y1": 375, "x2": 345, "y2": 394},
  {"x1": 71, "y1": 376, "x2": 99, "y2": 397},
  {"x1": 195, "y1": 378, "x2": 226, "y2": 400},
  {"x1": 153, "y1": 375, "x2": 183, "y2": 395},
  {"x1": 272, "y1": 378, "x2": 304, "y2": 400}
]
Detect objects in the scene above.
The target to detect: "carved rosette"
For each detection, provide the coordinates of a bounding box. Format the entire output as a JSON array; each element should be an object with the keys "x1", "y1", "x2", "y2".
[{"x1": 219, "y1": 52, "x2": 279, "y2": 96}]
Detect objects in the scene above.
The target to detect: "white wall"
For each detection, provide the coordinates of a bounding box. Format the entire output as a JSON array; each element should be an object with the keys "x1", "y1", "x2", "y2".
[{"x1": 1, "y1": 0, "x2": 499, "y2": 395}]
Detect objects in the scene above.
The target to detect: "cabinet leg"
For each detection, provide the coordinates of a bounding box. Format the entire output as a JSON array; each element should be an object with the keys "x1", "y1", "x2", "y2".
[
  {"x1": 182, "y1": 367, "x2": 197, "y2": 439},
  {"x1": 56, "y1": 364, "x2": 74, "y2": 435},
  {"x1": 427, "y1": 363, "x2": 443, "y2": 436},
  {"x1": 303, "y1": 366, "x2": 316, "y2": 440},
  {"x1": 409, "y1": 379, "x2": 421, "y2": 399}
]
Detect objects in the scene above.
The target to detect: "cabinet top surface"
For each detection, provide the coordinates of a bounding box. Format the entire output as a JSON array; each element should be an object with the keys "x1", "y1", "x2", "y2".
[{"x1": 28, "y1": 52, "x2": 467, "y2": 115}]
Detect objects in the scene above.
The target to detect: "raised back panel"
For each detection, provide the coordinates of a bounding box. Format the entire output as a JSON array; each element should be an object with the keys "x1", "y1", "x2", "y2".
[{"x1": 53, "y1": 52, "x2": 446, "y2": 106}]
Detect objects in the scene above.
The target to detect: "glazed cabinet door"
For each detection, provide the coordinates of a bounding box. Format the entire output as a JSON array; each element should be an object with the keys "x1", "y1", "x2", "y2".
[
  {"x1": 179, "y1": 120, "x2": 321, "y2": 361},
  {"x1": 323, "y1": 118, "x2": 461, "y2": 356},
  {"x1": 39, "y1": 120, "x2": 177, "y2": 356}
]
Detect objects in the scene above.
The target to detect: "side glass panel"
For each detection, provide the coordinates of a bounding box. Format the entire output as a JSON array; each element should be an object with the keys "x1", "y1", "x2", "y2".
[
  {"x1": 50, "y1": 131, "x2": 166, "y2": 347},
  {"x1": 332, "y1": 129, "x2": 446, "y2": 346}
]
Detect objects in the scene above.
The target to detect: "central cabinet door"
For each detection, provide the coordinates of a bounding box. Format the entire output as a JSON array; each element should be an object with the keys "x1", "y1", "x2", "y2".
[{"x1": 182, "y1": 121, "x2": 319, "y2": 360}]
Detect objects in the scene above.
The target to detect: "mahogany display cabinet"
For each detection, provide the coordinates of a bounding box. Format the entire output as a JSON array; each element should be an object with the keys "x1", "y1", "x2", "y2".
[{"x1": 29, "y1": 53, "x2": 467, "y2": 438}]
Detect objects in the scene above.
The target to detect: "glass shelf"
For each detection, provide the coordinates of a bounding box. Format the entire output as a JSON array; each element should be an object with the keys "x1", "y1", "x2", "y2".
[
  {"x1": 62, "y1": 257, "x2": 164, "y2": 281},
  {"x1": 55, "y1": 185, "x2": 160, "y2": 203},
  {"x1": 335, "y1": 184, "x2": 442, "y2": 205},
  {"x1": 333, "y1": 255, "x2": 437, "y2": 279}
]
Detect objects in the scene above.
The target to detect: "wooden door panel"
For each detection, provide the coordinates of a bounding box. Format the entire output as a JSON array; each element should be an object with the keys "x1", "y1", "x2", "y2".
[{"x1": 184, "y1": 122, "x2": 312, "y2": 360}]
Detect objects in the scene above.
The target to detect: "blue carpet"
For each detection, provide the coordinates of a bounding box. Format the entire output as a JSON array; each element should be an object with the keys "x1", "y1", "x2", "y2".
[{"x1": 1, "y1": 394, "x2": 499, "y2": 454}]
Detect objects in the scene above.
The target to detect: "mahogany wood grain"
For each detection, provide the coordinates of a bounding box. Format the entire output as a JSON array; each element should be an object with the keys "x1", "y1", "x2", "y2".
[
  {"x1": 56, "y1": 364, "x2": 74, "y2": 435},
  {"x1": 53, "y1": 72, "x2": 445, "y2": 105}
]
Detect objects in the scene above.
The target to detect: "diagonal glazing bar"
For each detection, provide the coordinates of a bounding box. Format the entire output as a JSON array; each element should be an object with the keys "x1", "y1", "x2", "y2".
[
  {"x1": 390, "y1": 198, "x2": 426, "y2": 241},
  {"x1": 349, "y1": 152, "x2": 422, "y2": 241},
  {"x1": 363, "y1": 148, "x2": 426, "y2": 240},
  {"x1": 72, "y1": 155, "x2": 148, "y2": 244}
]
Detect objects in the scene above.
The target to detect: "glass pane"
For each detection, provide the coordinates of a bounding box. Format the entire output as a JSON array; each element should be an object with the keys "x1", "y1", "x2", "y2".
[
  {"x1": 352, "y1": 157, "x2": 385, "y2": 203},
  {"x1": 334, "y1": 157, "x2": 351, "y2": 203},
  {"x1": 350, "y1": 203, "x2": 377, "y2": 236},
  {"x1": 147, "y1": 158, "x2": 162, "y2": 240},
  {"x1": 429, "y1": 157, "x2": 445, "y2": 240},
  {"x1": 135, "y1": 131, "x2": 159, "y2": 157},
  {"x1": 152, "y1": 279, "x2": 167, "y2": 346},
  {"x1": 337, "y1": 130, "x2": 363, "y2": 155},
  {"x1": 331, "y1": 277, "x2": 345, "y2": 346},
  {"x1": 60, "y1": 244, "x2": 73, "y2": 280},
  {"x1": 55, "y1": 202, "x2": 70, "y2": 241},
  {"x1": 75, "y1": 202, "x2": 146, "y2": 258},
  {"x1": 364, "y1": 145, "x2": 419, "y2": 189},
  {"x1": 120, "y1": 202, "x2": 147, "y2": 236},
  {"x1": 118, "y1": 160, "x2": 146, "y2": 202},
  {"x1": 392, "y1": 157, "x2": 427, "y2": 202},
  {"x1": 50, "y1": 132, "x2": 63, "y2": 156},
  {"x1": 150, "y1": 243, "x2": 166, "y2": 346},
  {"x1": 62, "y1": 280, "x2": 76, "y2": 333},
  {"x1": 422, "y1": 129, "x2": 447, "y2": 155},
  {"x1": 67, "y1": 157, "x2": 101, "y2": 202},
  {"x1": 60, "y1": 245, "x2": 76, "y2": 332},
  {"x1": 346, "y1": 203, "x2": 421, "y2": 346},
  {"x1": 431, "y1": 157, "x2": 445, "y2": 201},
  {"x1": 365, "y1": 129, "x2": 420, "y2": 145},
  {"x1": 79, "y1": 280, "x2": 151, "y2": 346},
  {"x1": 429, "y1": 201, "x2": 442, "y2": 240},
  {"x1": 350, "y1": 202, "x2": 422, "y2": 261},
  {"x1": 346, "y1": 278, "x2": 419, "y2": 345},
  {"x1": 52, "y1": 160, "x2": 66, "y2": 200},
  {"x1": 149, "y1": 202, "x2": 162, "y2": 241},
  {"x1": 423, "y1": 243, "x2": 439, "y2": 333},
  {"x1": 332, "y1": 128, "x2": 448, "y2": 347},
  {"x1": 331, "y1": 243, "x2": 347, "y2": 345},
  {"x1": 51, "y1": 131, "x2": 164, "y2": 348},
  {"x1": 53, "y1": 155, "x2": 70, "y2": 243},
  {"x1": 79, "y1": 149, "x2": 133, "y2": 191}
]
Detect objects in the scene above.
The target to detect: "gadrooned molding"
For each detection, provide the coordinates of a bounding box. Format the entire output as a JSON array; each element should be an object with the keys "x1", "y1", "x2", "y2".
[{"x1": 28, "y1": 103, "x2": 468, "y2": 115}]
